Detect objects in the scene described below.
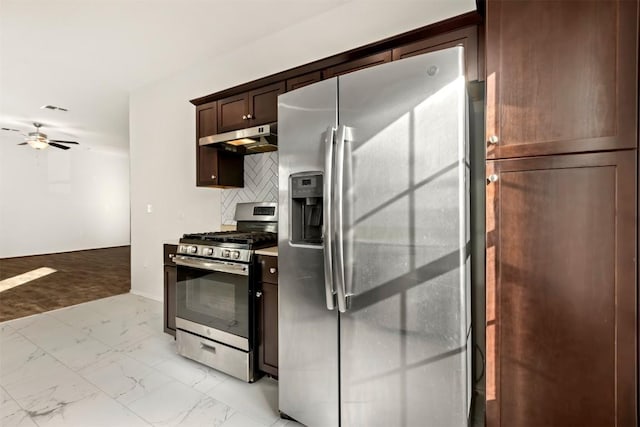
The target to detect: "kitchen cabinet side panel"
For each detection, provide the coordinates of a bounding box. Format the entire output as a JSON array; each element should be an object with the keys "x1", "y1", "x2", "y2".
[
  {"x1": 163, "y1": 244, "x2": 177, "y2": 337},
  {"x1": 164, "y1": 266, "x2": 177, "y2": 336},
  {"x1": 215, "y1": 151, "x2": 244, "y2": 188},
  {"x1": 256, "y1": 255, "x2": 278, "y2": 377},
  {"x1": 259, "y1": 281, "x2": 278, "y2": 376},
  {"x1": 485, "y1": 0, "x2": 638, "y2": 158},
  {"x1": 485, "y1": 151, "x2": 637, "y2": 427}
]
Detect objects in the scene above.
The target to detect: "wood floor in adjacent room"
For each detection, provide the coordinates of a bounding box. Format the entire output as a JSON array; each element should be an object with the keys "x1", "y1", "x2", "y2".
[{"x1": 0, "y1": 246, "x2": 130, "y2": 322}]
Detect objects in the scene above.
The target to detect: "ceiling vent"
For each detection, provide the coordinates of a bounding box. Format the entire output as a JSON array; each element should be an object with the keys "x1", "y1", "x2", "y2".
[{"x1": 40, "y1": 105, "x2": 68, "y2": 112}]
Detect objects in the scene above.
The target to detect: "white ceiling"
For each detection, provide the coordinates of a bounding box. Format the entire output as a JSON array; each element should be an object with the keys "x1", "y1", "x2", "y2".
[
  {"x1": 0, "y1": 0, "x2": 474, "y2": 152},
  {"x1": 0, "y1": 0, "x2": 352, "y2": 150}
]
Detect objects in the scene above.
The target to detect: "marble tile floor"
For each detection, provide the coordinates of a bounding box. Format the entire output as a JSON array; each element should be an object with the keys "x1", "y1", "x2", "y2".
[{"x1": 0, "y1": 293, "x2": 302, "y2": 427}]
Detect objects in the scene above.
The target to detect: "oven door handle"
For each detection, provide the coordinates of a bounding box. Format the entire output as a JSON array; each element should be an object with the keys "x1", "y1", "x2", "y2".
[{"x1": 173, "y1": 255, "x2": 249, "y2": 276}]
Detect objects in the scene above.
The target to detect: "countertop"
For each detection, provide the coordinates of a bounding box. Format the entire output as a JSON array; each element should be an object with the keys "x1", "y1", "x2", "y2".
[
  {"x1": 255, "y1": 246, "x2": 278, "y2": 257},
  {"x1": 163, "y1": 240, "x2": 179, "y2": 246}
]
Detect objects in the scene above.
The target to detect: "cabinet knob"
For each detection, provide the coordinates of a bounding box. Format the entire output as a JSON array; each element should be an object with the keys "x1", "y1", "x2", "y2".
[
  {"x1": 256, "y1": 291, "x2": 263, "y2": 298},
  {"x1": 211, "y1": 175, "x2": 216, "y2": 180},
  {"x1": 487, "y1": 174, "x2": 499, "y2": 184},
  {"x1": 269, "y1": 267, "x2": 276, "y2": 274},
  {"x1": 247, "y1": 114, "x2": 252, "y2": 119},
  {"x1": 488, "y1": 135, "x2": 499, "y2": 145},
  {"x1": 242, "y1": 115, "x2": 247, "y2": 120}
]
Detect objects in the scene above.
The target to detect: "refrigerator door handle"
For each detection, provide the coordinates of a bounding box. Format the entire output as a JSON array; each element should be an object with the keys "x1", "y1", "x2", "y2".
[
  {"x1": 323, "y1": 126, "x2": 337, "y2": 311},
  {"x1": 334, "y1": 124, "x2": 348, "y2": 313},
  {"x1": 343, "y1": 129, "x2": 354, "y2": 304}
]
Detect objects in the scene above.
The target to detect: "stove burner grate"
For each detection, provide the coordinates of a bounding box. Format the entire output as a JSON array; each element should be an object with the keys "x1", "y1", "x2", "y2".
[{"x1": 182, "y1": 231, "x2": 277, "y2": 246}]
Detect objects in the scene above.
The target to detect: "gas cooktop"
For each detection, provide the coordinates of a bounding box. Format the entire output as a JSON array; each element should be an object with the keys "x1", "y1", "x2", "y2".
[
  {"x1": 181, "y1": 231, "x2": 277, "y2": 246},
  {"x1": 177, "y1": 202, "x2": 277, "y2": 262}
]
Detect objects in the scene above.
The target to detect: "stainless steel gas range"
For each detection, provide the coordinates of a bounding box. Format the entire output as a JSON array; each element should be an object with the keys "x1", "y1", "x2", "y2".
[{"x1": 173, "y1": 202, "x2": 277, "y2": 382}]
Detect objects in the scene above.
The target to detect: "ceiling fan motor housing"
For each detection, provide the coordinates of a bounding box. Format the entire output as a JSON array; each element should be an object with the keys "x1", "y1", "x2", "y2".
[{"x1": 28, "y1": 131, "x2": 47, "y2": 140}]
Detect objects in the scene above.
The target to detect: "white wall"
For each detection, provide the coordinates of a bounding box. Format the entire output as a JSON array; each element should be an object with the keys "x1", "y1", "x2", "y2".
[
  {"x1": 0, "y1": 142, "x2": 130, "y2": 258},
  {"x1": 129, "y1": 1, "x2": 475, "y2": 301},
  {"x1": 129, "y1": 81, "x2": 223, "y2": 301}
]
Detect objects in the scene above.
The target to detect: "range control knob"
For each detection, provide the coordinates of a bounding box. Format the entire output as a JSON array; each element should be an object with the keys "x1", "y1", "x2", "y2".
[
  {"x1": 189, "y1": 246, "x2": 197, "y2": 254},
  {"x1": 231, "y1": 250, "x2": 240, "y2": 259},
  {"x1": 204, "y1": 248, "x2": 214, "y2": 256},
  {"x1": 223, "y1": 249, "x2": 231, "y2": 258}
]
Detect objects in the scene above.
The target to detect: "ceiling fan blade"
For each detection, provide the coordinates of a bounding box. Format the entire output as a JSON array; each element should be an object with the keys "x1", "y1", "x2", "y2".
[
  {"x1": 49, "y1": 139, "x2": 79, "y2": 144},
  {"x1": 2, "y1": 127, "x2": 21, "y2": 132},
  {"x1": 48, "y1": 142, "x2": 71, "y2": 150},
  {"x1": 17, "y1": 142, "x2": 27, "y2": 145}
]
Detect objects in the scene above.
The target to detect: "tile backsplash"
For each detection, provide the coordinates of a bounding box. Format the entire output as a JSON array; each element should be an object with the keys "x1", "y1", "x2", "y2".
[{"x1": 221, "y1": 152, "x2": 278, "y2": 225}]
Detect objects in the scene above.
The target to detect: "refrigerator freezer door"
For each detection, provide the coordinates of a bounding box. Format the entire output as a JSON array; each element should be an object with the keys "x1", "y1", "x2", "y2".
[
  {"x1": 337, "y1": 47, "x2": 470, "y2": 426},
  {"x1": 278, "y1": 78, "x2": 340, "y2": 427}
]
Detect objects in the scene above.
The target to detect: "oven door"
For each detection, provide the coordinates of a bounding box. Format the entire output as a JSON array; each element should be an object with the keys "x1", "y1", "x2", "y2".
[{"x1": 174, "y1": 255, "x2": 252, "y2": 351}]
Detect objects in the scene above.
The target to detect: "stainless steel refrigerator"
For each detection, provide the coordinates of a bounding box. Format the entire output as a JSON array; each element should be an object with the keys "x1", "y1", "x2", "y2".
[{"x1": 277, "y1": 46, "x2": 471, "y2": 427}]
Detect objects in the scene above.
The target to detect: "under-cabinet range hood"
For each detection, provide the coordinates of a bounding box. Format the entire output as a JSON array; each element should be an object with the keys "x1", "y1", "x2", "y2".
[{"x1": 199, "y1": 123, "x2": 277, "y2": 154}]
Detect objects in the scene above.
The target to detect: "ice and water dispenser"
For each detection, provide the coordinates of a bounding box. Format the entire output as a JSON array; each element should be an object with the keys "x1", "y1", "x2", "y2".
[{"x1": 290, "y1": 173, "x2": 323, "y2": 245}]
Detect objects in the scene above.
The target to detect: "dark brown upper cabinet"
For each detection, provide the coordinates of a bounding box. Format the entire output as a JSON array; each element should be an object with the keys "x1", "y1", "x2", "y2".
[
  {"x1": 322, "y1": 51, "x2": 392, "y2": 79},
  {"x1": 196, "y1": 100, "x2": 243, "y2": 188},
  {"x1": 249, "y1": 82, "x2": 285, "y2": 127},
  {"x1": 485, "y1": 0, "x2": 638, "y2": 159},
  {"x1": 485, "y1": 151, "x2": 637, "y2": 427},
  {"x1": 217, "y1": 82, "x2": 285, "y2": 133},
  {"x1": 392, "y1": 26, "x2": 479, "y2": 81},
  {"x1": 197, "y1": 148, "x2": 243, "y2": 188},
  {"x1": 217, "y1": 93, "x2": 248, "y2": 133},
  {"x1": 286, "y1": 71, "x2": 322, "y2": 92},
  {"x1": 196, "y1": 101, "x2": 218, "y2": 139}
]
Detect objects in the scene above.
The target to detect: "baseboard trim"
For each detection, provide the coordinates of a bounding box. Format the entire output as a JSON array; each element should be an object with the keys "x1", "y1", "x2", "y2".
[{"x1": 129, "y1": 288, "x2": 162, "y2": 302}]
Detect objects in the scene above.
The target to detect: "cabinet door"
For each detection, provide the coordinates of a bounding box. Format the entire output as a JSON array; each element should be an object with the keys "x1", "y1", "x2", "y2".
[
  {"x1": 258, "y1": 281, "x2": 279, "y2": 377},
  {"x1": 248, "y1": 82, "x2": 285, "y2": 127},
  {"x1": 485, "y1": 151, "x2": 637, "y2": 427},
  {"x1": 322, "y1": 51, "x2": 392, "y2": 78},
  {"x1": 217, "y1": 93, "x2": 249, "y2": 132},
  {"x1": 197, "y1": 148, "x2": 243, "y2": 188},
  {"x1": 164, "y1": 265, "x2": 177, "y2": 337},
  {"x1": 197, "y1": 146, "x2": 219, "y2": 186},
  {"x1": 392, "y1": 26, "x2": 479, "y2": 81},
  {"x1": 485, "y1": 0, "x2": 638, "y2": 158},
  {"x1": 196, "y1": 101, "x2": 219, "y2": 187},
  {"x1": 286, "y1": 71, "x2": 322, "y2": 92},
  {"x1": 196, "y1": 101, "x2": 217, "y2": 138}
]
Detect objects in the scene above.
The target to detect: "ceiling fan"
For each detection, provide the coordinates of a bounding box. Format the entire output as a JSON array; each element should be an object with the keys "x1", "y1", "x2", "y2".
[{"x1": 2, "y1": 122, "x2": 79, "y2": 150}]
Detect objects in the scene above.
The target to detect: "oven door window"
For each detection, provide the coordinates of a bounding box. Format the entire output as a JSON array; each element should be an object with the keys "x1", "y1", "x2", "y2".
[{"x1": 176, "y1": 267, "x2": 249, "y2": 339}]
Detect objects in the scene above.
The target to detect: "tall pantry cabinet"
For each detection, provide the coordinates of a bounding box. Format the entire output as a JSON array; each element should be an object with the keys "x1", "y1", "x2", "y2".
[{"x1": 484, "y1": 1, "x2": 639, "y2": 426}]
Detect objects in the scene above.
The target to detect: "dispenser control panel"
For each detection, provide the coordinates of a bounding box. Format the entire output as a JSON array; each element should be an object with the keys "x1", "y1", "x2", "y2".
[
  {"x1": 291, "y1": 175, "x2": 322, "y2": 198},
  {"x1": 290, "y1": 172, "x2": 323, "y2": 245}
]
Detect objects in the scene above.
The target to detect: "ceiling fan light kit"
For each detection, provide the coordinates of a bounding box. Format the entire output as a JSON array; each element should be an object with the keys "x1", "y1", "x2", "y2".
[
  {"x1": 27, "y1": 134, "x2": 49, "y2": 150},
  {"x1": 2, "y1": 122, "x2": 79, "y2": 150}
]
